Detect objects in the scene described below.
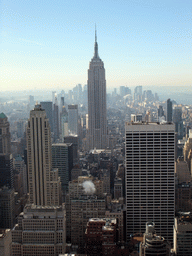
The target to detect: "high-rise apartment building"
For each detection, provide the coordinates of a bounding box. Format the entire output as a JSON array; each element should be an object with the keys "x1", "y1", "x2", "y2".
[
  {"x1": 125, "y1": 122, "x2": 175, "y2": 242},
  {"x1": 87, "y1": 30, "x2": 108, "y2": 150},
  {"x1": 26, "y1": 104, "x2": 60, "y2": 206}
]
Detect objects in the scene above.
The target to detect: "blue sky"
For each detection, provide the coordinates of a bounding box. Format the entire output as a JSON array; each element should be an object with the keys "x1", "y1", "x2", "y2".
[{"x1": 1, "y1": 0, "x2": 192, "y2": 92}]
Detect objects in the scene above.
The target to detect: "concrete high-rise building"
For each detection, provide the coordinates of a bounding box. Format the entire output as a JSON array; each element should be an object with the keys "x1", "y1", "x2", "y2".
[
  {"x1": 87, "y1": 30, "x2": 108, "y2": 150},
  {"x1": 125, "y1": 122, "x2": 175, "y2": 242},
  {"x1": 166, "y1": 99, "x2": 172, "y2": 122},
  {"x1": 26, "y1": 104, "x2": 60, "y2": 206},
  {"x1": 12, "y1": 204, "x2": 66, "y2": 256},
  {"x1": 68, "y1": 104, "x2": 78, "y2": 135}
]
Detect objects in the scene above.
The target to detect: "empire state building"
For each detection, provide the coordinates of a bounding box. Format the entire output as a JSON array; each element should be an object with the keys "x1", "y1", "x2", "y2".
[{"x1": 87, "y1": 31, "x2": 108, "y2": 150}]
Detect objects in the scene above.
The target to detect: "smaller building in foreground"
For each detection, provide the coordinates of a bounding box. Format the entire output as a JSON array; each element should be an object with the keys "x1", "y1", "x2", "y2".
[
  {"x1": 173, "y1": 212, "x2": 192, "y2": 256},
  {"x1": 140, "y1": 222, "x2": 171, "y2": 256},
  {"x1": 12, "y1": 204, "x2": 66, "y2": 256}
]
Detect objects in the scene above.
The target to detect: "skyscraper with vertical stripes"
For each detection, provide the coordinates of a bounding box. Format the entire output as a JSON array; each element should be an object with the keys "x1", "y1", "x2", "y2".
[{"x1": 26, "y1": 104, "x2": 60, "y2": 206}]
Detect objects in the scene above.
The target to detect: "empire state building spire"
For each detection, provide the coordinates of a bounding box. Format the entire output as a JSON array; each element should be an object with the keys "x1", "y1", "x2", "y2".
[{"x1": 94, "y1": 25, "x2": 99, "y2": 59}]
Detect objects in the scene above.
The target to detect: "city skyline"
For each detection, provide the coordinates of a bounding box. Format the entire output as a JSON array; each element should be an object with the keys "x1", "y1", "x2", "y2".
[{"x1": 1, "y1": 0, "x2": 192, "y2": 92}]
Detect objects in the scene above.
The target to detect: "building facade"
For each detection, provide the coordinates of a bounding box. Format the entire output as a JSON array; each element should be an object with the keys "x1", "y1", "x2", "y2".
[
  {"x1": 87, "y1": 31, "x2": 108, "y2": 150},
  {"x1": 125, "y1": 122, "x2": 175, "y2": 242}
]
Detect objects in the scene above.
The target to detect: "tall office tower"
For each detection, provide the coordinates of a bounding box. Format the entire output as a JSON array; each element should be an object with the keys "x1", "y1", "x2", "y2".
[
  {"x1": 166, "y1": 98, "x2": 172, "y2": 122},
  {"x1": 87, "y1": 30, "x2": 108, "y2": 150},
  {"x1": 12, "y1": 204, "x2": 66, "y2": 256},
  {"x1": 52, "y1": 143, "x2": 73, "y2": 193},
  {"x1": 60, "y1": 106, "x2": 69, "y2": 141},
  {"x1": 40, "y1": 101, "x2": 53, "y2": 132},
  {"x1": 26, "y1": 104, "x2": 60, "y2": 206},
  {"x1": 125, "y1": 122, "x2": 175, "y2": 242},
  {"x1": 0, "y1": 113, "x2": 11, "y2": 154},
  {"x1": 0, "y1": 187, "x2": 15, "y2": 229},
  {"x1": 68, "y1": 104, "x2": 78, "y2": 135},
  {"x1": 173, "y1": 106, "x2": 183, "y2": 139}
]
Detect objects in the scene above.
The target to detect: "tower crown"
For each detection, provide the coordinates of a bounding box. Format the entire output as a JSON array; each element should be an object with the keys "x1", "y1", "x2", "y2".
[{"x1": 93, "y1": 26, "x2": 99, "y2": 59}]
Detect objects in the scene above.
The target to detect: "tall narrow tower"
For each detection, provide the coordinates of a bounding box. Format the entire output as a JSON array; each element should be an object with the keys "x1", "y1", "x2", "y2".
[
  {"x1": 27, "y1": 104, "x2": 60, "y2": 206},
  {"x1": 87, "y1": 29, "x2": 108, "y2": 150}
]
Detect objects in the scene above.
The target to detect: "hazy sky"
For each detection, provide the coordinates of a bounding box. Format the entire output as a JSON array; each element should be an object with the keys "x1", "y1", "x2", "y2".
[{"x1": 1, "y1": 0, "x2": 192, "y2": 92}]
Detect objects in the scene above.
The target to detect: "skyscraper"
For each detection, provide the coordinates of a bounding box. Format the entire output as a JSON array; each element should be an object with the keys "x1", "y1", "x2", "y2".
[
  {"x1": 166, "y1": 98, "x2": 172, "y2": 122},
  {"x1": 68, "y1": 104, "x2": 78, "y2": 135},
  {"x1": 26, "y1": 104, "x2": 60, "y2": 206},
  {"x1": 0, "y1": 113, "x2": 11, "y2": 154},
  {"x1": 125, "y1": 122, "x2": 175, "y2": 242},
  {"x1": 87, "y1": 30, "x2": 108, "y2": 150}
]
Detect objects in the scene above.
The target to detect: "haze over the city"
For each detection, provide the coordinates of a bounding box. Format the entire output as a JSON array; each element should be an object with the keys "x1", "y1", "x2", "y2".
[{"x1": 1, "y1": 0, "x2": 192, "y2": 92}]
